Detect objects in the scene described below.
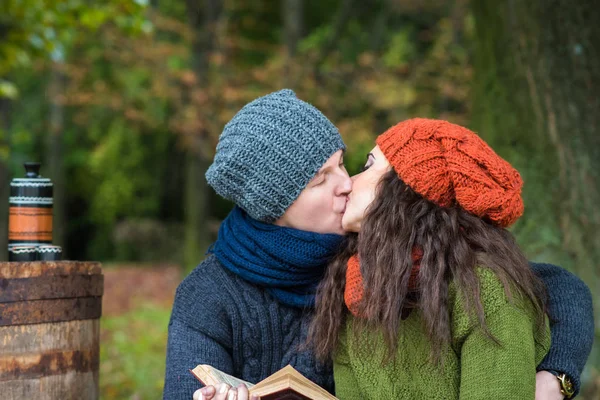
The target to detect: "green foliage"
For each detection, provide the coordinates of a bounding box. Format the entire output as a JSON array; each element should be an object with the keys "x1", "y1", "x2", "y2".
[
  {"x1": 83, "y1": 118, "x2": 173, "y2": 259},
  {"x1": 0, "y1": 80, "x2": 18, "y2": 99},
  {"x1": 0, "y1": 0, "x2": 148, "y2": 93},
  {"x1": 382, "y1": 28, "x2": 415, "y2": 69},
  {"x1": 89, "y1": 121, "x2": 153, "y2": 224},
  {"x1": 298, "y1": 25, "x2": 333, "y2": 53},
  {"x1": 100, "y1": 305, "x2": 170, "y2": 399}
]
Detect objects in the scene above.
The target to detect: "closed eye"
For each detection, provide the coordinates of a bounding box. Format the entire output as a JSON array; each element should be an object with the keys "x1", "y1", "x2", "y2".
[
  {"x1": 310, "y1": 172, "x2": 326, "y2": 186},
  {"x1": 361, "y1": 153, "x2": 374, "y2": 172}
]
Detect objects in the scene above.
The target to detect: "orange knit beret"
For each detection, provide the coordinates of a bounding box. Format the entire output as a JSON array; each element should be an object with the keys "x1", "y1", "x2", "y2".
[{"x1": 375, "y1": 118, "x2": 524, "y2": 228}]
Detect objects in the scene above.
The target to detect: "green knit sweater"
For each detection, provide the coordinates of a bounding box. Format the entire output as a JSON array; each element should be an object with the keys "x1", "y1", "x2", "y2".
[{"x1": 334, "y1": 268, "x2": 551, "y2": 400}]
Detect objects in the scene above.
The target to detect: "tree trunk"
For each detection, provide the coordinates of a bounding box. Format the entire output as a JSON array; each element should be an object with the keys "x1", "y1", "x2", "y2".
[
  {"x1": 184, "y1": 142, "x2": 209, "y2": 271},
  {"x1": 314, "y1": 0, "x2": 355, "y2": 77},
  {"x1": 471, "y1": 0, "x2": 600, "y2": 380},
  {"x1": 282, "y1": 0, "x2": 303, "y2": 85},
  {"x1": 471, "y1": 0, "x2": 600, "y2": 270},
  {"x1": 369, "y1": 0, "x2": 391, "y2": 51},
  {"x1": 183, "y1": 0, "x2": 224, "y2": 271},
  {"x1": 0, "y1": 98, "x2": 10, "y2": 261},
  {"x1": 46, "y1": 60, "x2": 66, "y2": 250}
]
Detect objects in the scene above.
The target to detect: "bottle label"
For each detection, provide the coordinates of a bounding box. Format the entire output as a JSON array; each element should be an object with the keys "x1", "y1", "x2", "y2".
[{"x1": 8, "y1": 206, "x2": 53, "y2": 243}]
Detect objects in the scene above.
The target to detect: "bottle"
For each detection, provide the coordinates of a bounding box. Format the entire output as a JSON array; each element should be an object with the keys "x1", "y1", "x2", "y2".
[{"x1": 8, "y1": 162, "x2": 53, "y2": 260}]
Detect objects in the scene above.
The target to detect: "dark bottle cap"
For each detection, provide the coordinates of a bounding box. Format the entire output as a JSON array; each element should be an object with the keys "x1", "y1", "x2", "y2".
[
  {"x1": 24, "y1": 162, "x2": 41, "y2": 178},
  {"x1": 9, "y1": 246, "x2": 39, "y2": 262},
  {"x1": 37, "y1": 245, "x2": 63, "y2": 261}
]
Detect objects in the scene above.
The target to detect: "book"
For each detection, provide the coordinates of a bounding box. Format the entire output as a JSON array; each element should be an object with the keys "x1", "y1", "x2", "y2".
[{"x1": 190, "y1": 364, "x2": 338, "y2": 400}]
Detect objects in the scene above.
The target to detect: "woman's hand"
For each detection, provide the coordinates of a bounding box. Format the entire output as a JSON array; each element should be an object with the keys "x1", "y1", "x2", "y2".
[
  {"x1": 193, "y1": 383, "x2": 256, "y2": 400},
  {"x1": 535, "y1": 371, "x2": 564, "y2": 400}
]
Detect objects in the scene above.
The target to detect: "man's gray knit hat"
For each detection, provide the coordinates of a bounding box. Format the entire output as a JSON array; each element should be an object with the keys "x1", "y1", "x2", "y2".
[{"x1": 206, "y1": 89, "x2": 345, "y2": 222}]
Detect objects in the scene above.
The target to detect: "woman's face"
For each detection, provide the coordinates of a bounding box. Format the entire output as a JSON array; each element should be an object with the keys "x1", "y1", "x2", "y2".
[{"x1": 342, "y1": 145, "x2": 391, "y2": 232}]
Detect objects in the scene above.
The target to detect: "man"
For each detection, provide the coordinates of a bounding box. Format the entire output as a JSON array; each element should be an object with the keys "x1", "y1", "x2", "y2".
[{"x1": 163, "y1": 90, "x2": 594, "y2": 400}]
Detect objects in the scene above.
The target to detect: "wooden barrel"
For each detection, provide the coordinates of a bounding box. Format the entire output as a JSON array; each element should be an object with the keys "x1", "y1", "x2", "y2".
[{"x1": 0, "y1": 261, "x2": 103, "y2": 399}]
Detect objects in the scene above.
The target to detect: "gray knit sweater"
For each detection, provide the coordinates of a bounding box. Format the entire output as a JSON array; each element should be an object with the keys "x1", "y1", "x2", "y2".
[
  {"x1": 163, "y1": 255, "x2": 332, "y2": 399},
  {"x1": 163, "y1": 256, "x2": 594, "y2": 399}
]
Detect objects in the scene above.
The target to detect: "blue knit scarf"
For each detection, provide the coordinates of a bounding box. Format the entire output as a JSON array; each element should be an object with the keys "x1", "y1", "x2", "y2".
[{"x1": 209, "y1": 206, "x2": 345, "y2": 308}]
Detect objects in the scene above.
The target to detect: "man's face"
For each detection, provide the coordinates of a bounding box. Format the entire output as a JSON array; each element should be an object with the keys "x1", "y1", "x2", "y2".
[{"x1": 275, "y1": 150, "x2": 352, "y2": 235}]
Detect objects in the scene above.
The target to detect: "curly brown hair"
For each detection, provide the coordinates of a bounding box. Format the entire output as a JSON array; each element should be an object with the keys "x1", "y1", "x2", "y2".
[{"x1": 308, "y1": 169, "x2": 547, "y2": 365}]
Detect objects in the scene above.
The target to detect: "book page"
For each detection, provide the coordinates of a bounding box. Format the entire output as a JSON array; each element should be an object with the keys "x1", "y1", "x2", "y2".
[
  {"x1": 190, "y1": 364, "x2": 337, "y2": 399},
  {"x1": 190, "y1": 365, "x2": 255, "y2": 389},
  {"x1": 249, "y1": 365, "x2": 337, "y2": 400}
]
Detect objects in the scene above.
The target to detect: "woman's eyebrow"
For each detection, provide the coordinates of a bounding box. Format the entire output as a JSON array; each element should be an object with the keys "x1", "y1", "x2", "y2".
[{"x1": 368, "y1": 152, "x2": 375, "y2": 159}]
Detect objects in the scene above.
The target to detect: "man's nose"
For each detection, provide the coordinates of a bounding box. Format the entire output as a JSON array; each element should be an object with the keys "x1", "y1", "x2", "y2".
[{"x1": 336, "y1": 174, "x2": 352, "y2": 196}]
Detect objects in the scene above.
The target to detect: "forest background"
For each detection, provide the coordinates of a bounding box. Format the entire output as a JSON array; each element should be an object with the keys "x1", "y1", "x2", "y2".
[{"x1": 1, "y1": 0, "x2": 598, "y2": 398}]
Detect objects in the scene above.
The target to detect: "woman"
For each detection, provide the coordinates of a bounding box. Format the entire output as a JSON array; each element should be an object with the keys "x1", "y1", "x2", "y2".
[
  {"x1": 310, "y1": 118, "x2": 559, "y2": 399},
  {"x1": 187, "y1": 104, "x2": 592, "y2": 400}
]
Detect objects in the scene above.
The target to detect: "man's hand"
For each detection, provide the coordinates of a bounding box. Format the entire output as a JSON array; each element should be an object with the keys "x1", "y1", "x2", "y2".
[
  {"x1": 193, "y1": 383, "x2": 255, "y2": 400},
  {"x1": 536, "y1": 371, "x2": 564, "y2": 400}
]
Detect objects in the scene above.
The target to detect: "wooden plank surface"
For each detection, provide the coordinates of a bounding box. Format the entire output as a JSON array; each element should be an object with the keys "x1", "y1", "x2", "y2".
[
  {"x1": 0, "y1": 348, "x2": 99, "y2": 381},
  {"x1": 0, "y1": 297, "x2": 102, "y2": 326},
  {"x1": 0, "y1": 371, "x2": 99, "y2": 400},
  {"x1": 0, "y1": 262, "x2": 102, "y2": 279},
  {"x1": 0, "y1": 262, "x2": 102, "y2": 400},
  {"x1": 0, "y1": 319, "x2": 99, "y2": 354},
  {"x1": 0, "y1": 274, "x2": 103, "y2": 303}
]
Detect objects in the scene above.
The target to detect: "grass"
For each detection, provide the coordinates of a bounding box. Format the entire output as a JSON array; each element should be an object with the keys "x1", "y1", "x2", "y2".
[{"x1": 100, "y1": 304, "x2": 171, "y2": 400}]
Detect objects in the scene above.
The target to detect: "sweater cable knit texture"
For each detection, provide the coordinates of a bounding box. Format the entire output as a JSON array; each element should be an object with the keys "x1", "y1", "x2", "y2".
[
  {"x1": 534, "y1": 262, "x2": 595, "y2": 396},
  {"x1": 163, "y1": 255, "x2": 333, "y2": 400},
  {"x1": 334, "y1": 268, "x2": 551, "y2": 400}
]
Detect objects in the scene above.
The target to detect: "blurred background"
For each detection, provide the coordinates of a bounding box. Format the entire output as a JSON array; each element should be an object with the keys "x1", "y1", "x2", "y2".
[{"x1": 1, "y1": 0, "x2": 598, "y2": 398}]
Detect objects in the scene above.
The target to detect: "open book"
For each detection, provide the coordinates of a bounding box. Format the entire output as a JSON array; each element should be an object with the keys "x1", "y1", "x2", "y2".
[{"x1": 190, "y1": 364, "x2": 338, "y2": 400}]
